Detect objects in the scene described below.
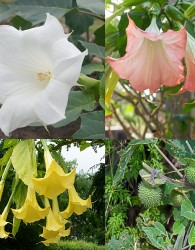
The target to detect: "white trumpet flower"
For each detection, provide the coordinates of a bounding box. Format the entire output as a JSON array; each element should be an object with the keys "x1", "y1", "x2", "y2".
[{"x1": 0, "y1": 13, "x2": 87, "y2": 136}]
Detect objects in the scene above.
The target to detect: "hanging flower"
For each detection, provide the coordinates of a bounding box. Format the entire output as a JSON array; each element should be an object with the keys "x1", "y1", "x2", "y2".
[
  {"x1": 32, "y1": 160, "x2": 76, "y2": 199},
  {"x1": 60, "y1": 186, "x2": 92, "y2": 219},
  {"x1": 0, "y1": 13, "x2": 87, "y2": 136},
  {"x1": 177, "y1": 32, "x2": 195, "y2": 93},
  {"x1": 12, "y1": 186, "x2": 49, "y2": 223},
  {"x1": 0, "y1": 211, "x2": 9, "y2": 239},
  {"x1": 106, "y1": 16, "x2": 186, "y2": 93},
  {"x1": 40, "y1": 198, "x2": 70, "y2": 246}
]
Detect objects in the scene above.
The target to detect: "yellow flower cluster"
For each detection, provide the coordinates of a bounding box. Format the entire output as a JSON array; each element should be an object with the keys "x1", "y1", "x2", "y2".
[{"x1": 0, "y1": 142, "x2": 92, "y2": 246}]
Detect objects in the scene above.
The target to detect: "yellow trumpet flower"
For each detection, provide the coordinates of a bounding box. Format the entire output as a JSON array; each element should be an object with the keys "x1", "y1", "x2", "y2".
[
  {"x1": 0, "y1": 211, "x2": 9, "y2": 238},
  {"x1": 60, "y1": 186, "x2": 92, "y2": 219},
  {"x1": 32, "y1": 159, "x2": 76, "y2": 199},
  {"x1": 12, "y1": 186, "x2": 49, "y2": 223},
  {"x1": 40, "y1": 198, "x2": 70, "y2": 246}
]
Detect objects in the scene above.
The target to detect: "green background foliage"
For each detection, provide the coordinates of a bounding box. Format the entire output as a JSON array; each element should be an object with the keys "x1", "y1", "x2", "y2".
[{"x1": 105, "y1": 139, "x2": 195, "y2": 249}]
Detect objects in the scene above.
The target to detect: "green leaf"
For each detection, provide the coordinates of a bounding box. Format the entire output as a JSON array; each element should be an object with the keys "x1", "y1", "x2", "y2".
[
  {"x1": 113, "y1": 144, "x2": 136, "y2": 184},
  {"x1": 186, "y1": 19, "x2": 195, "y2": 39},
  {"x1": 122, "y1": 0, "x2": 148, "y2": 7},
  {"x1": 11, "y1": 140, "x2": 37, "y2": 187},
  {"x1": 154, "y1": 222, "x2": 167, "y2": 236},
  {"x1": 3, "y1": 139, "x2": 19, "y2": 149},
  {"x1": 142, "y1": 227, "x2": 166, "y2": 249},
  {"x1": 189, "y1": 225, "x2": 195, "y2": 246},
  {"x1": 163, "y1": 182, "x2": 179, "y2": 196},
  {"x1": 181, "y1": 200, "x2": 195, "y2": 221},
  {"x1": 183, "y1": 102, "x2": 195, "y2": 113},
  {"x1": 165, "y1": 140, "x2": 195, "y2": 164},
  {"x1": 65, "y1": 11, "x2": 94, "y2": 35},
  {"x1": 11, "y1": 15, "x2": 32, "y2": 30},
  {"x1": 94, "y1": 24, "x2": 105, "y2": 46},
  {"x1": 6, "y1": 0, "x2": 72, "y2": 25},
  {"x1": 129, "y1": 139, "x2": 158, "y2": 145},
  {"x1": 99, "y1": 75, "x2": 105, "y2": 109},
  {"x1": 12, "y1": 215, "x2": 21, "y2": 237},
  {"x1": 107, "y1": 232, "x2": 135, "y2": 250},
  {"x1": 173, "y1": 220, "x2": 185, "y2": 235},
  {"x1": 81, "y1": 63, "x2": 104, "y2": 75},
  {"x1": 79, "y1": 40, "x2": 105, "y2": 59},
  {"x1": 79, "y1": 142, "x2": 91, "y2": 151},
  {"x1": 73, "y1": 111, "x2": 105, "y2": 139},
  {"x1": 12, "y1": 181, "x2": 27, "y2": 237},
  {"x1": 53, "y1": 91, "x2": 95, "y2": 128},
  {"x1": 76, "y1": 0, "x2": 104, "y2": 16},
  {"x1": 0, "y1": 4, "x2": 16, "y2": 22},
  {"x1": 0, "y1": 147, "x2": 14, "y2": 167}
]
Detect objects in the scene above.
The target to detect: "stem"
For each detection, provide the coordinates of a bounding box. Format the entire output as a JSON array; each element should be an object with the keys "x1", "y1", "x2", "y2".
[
  {"x1": 44, "y1": 197, "x2": 50, "y2": 208},
  {"x1": 153, "y1": 144, "x2": 183, "y2": 178},
  {"x1": 0, "y1": 159, "x2": 12, "y2": 184},
  {"x1": 41, "y1": 139, "x2": 49, "y2": 151},
  {"x1": 174, "y1": 0, "x2": 180, "y2": 6},
  {"x1": 186, "y1": 141, "x2": 194, "y2": 154},
  {"x1": 183, "y1": 221, "x2": 194, "y2": 247},
  {"x1": 2, "y1": 175, "x2": 19, "y2": 218},
  {"x1": 106, "y1": 7, "x2": 126, "y2": 29},
  {"x1": 111, "y1": 103, "x2": 133, "y2": 138},
  {"x1": 0, "y1": 159, "x2": 12, "y2": 200}
]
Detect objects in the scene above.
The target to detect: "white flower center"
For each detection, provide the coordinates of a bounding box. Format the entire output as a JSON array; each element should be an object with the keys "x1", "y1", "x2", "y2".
[{"x1": 37, "y1": 71, "x2": 52, "y2": 82}]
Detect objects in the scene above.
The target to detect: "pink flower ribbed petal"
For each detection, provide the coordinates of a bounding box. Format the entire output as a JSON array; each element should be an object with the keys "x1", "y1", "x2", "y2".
[{"x1": 106, "y1": 17, "x2": 186, "y2": 93}]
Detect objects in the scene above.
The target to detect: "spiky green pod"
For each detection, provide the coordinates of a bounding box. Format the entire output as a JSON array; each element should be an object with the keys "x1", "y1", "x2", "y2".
[
  {"x1": 185, "y1": 166, "x2": 195, "y2": 184},
  {"x1": 169, "y1": 190, "x2": 187, "y2": 207},
  {"x1": 138, "y1": 182, "x2": 162, "y2": 207}
]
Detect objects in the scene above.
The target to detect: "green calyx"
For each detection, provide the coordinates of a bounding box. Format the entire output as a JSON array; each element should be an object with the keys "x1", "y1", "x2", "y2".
[
  {"x1": 169, "y1": 190, "x2": 187, "y2": 207},
  {"x1": 185, "y1": 166, "x2": 195, "y2": 184},
  {"x1": 138, "y1": 182, "x2": 162, "y2": 207}
]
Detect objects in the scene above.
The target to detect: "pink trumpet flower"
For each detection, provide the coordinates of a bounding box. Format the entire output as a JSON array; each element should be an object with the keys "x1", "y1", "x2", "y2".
[
  {"x1": 177, "y1": 32, "x2": 195, "y2": 94},
  {"x1": 106, "y1": 16, "x2": 187, "y2": 93}
]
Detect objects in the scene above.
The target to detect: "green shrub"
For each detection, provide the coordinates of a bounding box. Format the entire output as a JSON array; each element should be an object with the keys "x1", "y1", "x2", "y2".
[{"x1": 49, "y1": 240, "x2": 105, "y2": 250}]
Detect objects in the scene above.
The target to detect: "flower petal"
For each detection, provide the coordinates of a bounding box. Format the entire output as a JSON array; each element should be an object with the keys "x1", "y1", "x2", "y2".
[
  {"x1": 12, "y1": 187, "x2": 49, "y2": 223},
  {"x1": 52, "y1": 38, "x2": 88, "y2": 84},
  {"x1": 32, "y1": 163, "x2": 76, "y2": 199},
  {"x1": 60, "y1": 186, "x2": 92, "y2": 219},
  {"x1": 34, "y1": 79, "x2": 71, "y2": 125},
  {"x1": 0, "y1": 92, "x2": 40, "y2": 136},
  {"x1": 177, "y1": 32, "x2": 195, "y2": 93}
]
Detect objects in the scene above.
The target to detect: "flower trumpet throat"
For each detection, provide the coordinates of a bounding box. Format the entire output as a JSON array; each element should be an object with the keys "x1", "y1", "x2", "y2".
[
  {"x1": 60, "y1": 186, "x2": 92, "y2": 219},
  {"x1": 32, "y1": 160, "x2": 76, "y2": 199},
  {"x1": 106, "y1": 15, "x2": 186, "y2": 93},
  {"x1": 12, "y1": 186, "x2": 49, "y2": 223},
  {"x1": 0, "y1": 211, "x2": 9, "y2": 239},
  {"x1": 37, "y1": 71, "x2": 52, "y2": 82}
]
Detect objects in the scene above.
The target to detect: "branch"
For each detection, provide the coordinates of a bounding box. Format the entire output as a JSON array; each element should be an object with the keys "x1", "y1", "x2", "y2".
[
  {"x1": 153, "y1": 144, "x2": 184, "y2": 178},
  {"x1": 111, "y1": 104, "x2": 133, "y2": 138}
]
